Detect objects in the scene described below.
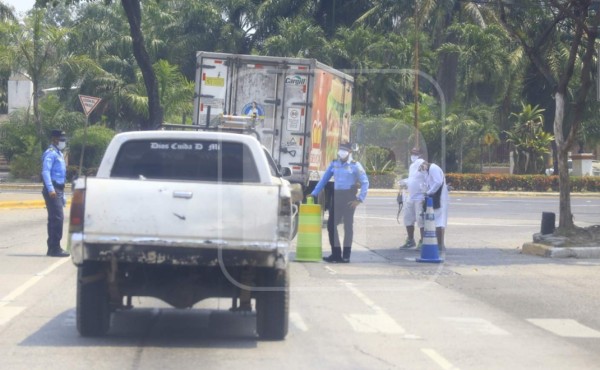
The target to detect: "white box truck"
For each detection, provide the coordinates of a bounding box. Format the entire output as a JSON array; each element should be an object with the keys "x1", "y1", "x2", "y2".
[{"x1": 192, "y1": 51, "x2": 354, "y2": 199}]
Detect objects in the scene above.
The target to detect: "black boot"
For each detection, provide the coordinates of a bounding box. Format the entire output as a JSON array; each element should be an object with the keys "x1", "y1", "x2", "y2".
[
  {"x1": 341, "y1": 247, "x2": 351, "y2": 263},
  {"x1": 323, "y1": 247, "x2": 342, "y2": 263},
  {"x1": 47, "y1": 247, "x2": 69, "y2": 257}
]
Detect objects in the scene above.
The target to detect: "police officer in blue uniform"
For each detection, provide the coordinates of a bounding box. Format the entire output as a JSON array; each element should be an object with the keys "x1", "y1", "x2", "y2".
[
  {"x1": 310, "y1": 142, "x2": 369, "y2": 263},
  {"x1": 41, "y1": 129, "x2": 69, "y2": 257}
]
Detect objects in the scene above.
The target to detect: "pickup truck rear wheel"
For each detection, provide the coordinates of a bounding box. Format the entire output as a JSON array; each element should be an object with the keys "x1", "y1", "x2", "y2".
[
  {"x1": 256, "y1": 268, "x2": 289, "y2": 340},
  {"x1": 76, "y1": 262, "x2": 110, "y2": 337}
]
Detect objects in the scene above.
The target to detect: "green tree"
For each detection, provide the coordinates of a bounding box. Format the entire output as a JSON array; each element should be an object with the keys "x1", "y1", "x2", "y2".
[
  {"x1": 0, "y1": 9, "x2": 73, "y2": 143},
  {"x1": 505, "y1": 103, "x2": 554, "y2": 175},
  {"x1": 444, "y1": 110, "x2": 481, "y2": 173},
  {"x1": 68, "y1": 124, "x2": 115, "y2": 176},
  {"x1": 496, "y1": 0, "x2": 600, "y2": 231},
  {"x1": 124, "y1": 59, "x2": 193, "y2": 124},
  {"x1": 37, "y1": 0, "x2": 164, "y2": 130},
  {"x1": 261, "y1": 17, "x2": 331, "y2": 60},
  {"x1": 0, "y1": 1, "x2": 15, "y2": 113}
]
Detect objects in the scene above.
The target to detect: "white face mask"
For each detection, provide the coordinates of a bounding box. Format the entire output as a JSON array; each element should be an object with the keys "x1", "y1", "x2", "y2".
[
  {"x1": 338, "y1": 149, "x2": 349, "y2": 159},
  {"x1": 57, "y1": 141, "x2": 66, "y2": 151},
  {"x1": 410, "y1": 155, "x2": 419, "y2": 162}
]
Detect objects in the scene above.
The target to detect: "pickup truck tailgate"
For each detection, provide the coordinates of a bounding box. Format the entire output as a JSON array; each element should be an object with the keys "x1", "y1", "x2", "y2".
[{"x1": 82, "y1": 177, "x2": 281, "y2": 248}]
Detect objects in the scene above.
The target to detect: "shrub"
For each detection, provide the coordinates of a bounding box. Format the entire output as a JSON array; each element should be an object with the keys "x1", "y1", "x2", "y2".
[
  {"x1": 10, "y1": 153, "x2": 40, "y2": 181},
  {"x1": 0, "y1": 120, "x2": 38, "y2": 162},
  {"x1": 6, "y1": 134, "x2": 42, "y2": 181},
  {"x1": 446, "y1": 173, "x2": 485, "y2": 191},
  {"x1": 368, "y1": 173, "x2": 396, "y2": 189},
  {"x1": 446, "y1": 173, "x2": 600, "y2": 192},
  {"x1": 67, "y1": 125, "x2": 116, "y2": 177}
]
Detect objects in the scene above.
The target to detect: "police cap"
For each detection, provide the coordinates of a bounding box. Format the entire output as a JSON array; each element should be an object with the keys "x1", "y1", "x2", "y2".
[
  {"x1": 51, "y1": 129, "x2": 66, "y2": 138},
  {"x1": 339, "y1": 142, "x2": 352, "y2": 151}
]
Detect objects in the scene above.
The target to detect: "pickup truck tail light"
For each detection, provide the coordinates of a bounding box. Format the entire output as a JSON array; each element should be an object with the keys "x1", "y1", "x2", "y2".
[
  {"x1": 69, "y1": 188, "x2": 85, "y2": 233},
  {"x1": 278, "y1": 196, "x2": 292, "y2": 240}
]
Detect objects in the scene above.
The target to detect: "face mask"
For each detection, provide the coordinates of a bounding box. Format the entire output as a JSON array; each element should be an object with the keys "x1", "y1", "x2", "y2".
[
  {"x1": 410, "y1": 155, "x2": 419, "y2": 162},
  {"x1": 57, "y1": 141, "x2": 66, "y2": 151},
  {"x1": 338, "y1": 150, "x2": 349, "y2": 159}
]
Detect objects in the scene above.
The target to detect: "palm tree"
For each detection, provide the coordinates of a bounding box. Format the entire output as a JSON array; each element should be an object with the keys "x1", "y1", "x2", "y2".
[
  {"x1": 505, "y1": 103, "x2": 553, "y2": 174},
  {"x1": 436, "y1": 23, "x2": 511, "y2": 107},
  {"x1": 0, "y1": 1, "x2": 15, "y2": 21},
  {"x1": 0, "y1": 9, "x2": 73, "y2": 141},
  {"x1": 0, "y1": 2, "x2": 15, "y2": 113},
  {"x1": 445, "y1": 110, "x2": 481, "y2": 173},
  {"x1": 37, "y1": 0, "x2": 164, "y2": 130},
  {"x1": 124, "y1": 59, "x2": 193, "y2": 125},
  {"x1": 261, "y1": 17, "x2": 330, "y2": 60}
]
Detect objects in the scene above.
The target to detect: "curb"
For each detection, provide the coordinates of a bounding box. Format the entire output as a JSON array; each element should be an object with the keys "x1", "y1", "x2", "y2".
[
  {"x1": 0, "y1": 199, "x2": 72, "y2": 210},
  {"x1": 0, "y1": 200, "x2": 47, "y2": 209},
  {"x1": 521, "y1": 242, "x2": 600, "y2": 258}
]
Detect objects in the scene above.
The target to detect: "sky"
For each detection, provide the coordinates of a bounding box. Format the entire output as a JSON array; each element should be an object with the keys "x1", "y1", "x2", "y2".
[{"x1": 3, "y1": 0, "x2": 35, "y2": 16}]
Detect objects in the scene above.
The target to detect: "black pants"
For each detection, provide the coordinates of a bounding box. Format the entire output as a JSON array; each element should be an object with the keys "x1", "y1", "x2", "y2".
[
  {"x1": 327, "y1": 189, "x2": 357, "y2": 258},
  {"x1": 42, "y1": 187, "x2": 64, "y2": 252}
]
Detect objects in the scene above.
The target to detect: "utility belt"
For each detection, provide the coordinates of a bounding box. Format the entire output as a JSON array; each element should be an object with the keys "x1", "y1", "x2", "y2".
[
  {"x1": 334, "y1": 188, "x2": 356, "y2": 193},
  {"x1": 334, "y1": 185, "x2": 358, "y2": 194},
  {"x1": 46, "y1": 181, "x2": 65, "y2": 191}
]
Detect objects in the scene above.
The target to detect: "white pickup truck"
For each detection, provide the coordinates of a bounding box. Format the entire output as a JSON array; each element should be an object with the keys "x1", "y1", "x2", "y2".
[{"x1": 68, "y1": 130, "x2": 297, "y2": 340}]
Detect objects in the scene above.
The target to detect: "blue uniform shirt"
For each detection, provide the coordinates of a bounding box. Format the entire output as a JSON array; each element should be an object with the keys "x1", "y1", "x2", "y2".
[
  {"x1": 41, "y1": 145, "x2": 66, "y2": 192},
  {"x1": 311, "y1": 157, "x2": 370, "y2": 202}
]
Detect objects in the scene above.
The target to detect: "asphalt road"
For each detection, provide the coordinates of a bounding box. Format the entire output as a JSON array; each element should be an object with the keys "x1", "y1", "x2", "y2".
[{"x1": 0, "y1": 195, "x2": 599, "y2": 369}]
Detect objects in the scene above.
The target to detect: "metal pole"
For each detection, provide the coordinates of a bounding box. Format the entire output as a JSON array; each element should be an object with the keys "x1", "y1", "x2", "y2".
[
  {"x1": 78, "y1": 115, "x2": 89, "y2": 177},
  {"x1": 414, "y1": 2, "x2": 420, "y2": 149}
]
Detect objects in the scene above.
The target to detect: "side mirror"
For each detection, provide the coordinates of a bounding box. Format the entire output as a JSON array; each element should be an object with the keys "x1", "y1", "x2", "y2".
[{"x1": 279, "y1": 166, "x2": 293, "y2": 177}]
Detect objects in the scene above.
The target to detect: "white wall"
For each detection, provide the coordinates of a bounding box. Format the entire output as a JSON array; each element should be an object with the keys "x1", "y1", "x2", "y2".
[{"x1": 8, "y1": 78, "x2": 32, "y2": 113}]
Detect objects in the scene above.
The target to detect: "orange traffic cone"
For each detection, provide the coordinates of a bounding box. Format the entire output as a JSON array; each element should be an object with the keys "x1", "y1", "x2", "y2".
[{"x1": 416, "y1": 197, "x2": 444, "y2": 263}]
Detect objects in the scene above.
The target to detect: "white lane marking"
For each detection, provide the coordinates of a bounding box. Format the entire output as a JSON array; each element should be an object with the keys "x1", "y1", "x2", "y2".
[
  {"x1": 441, "y1": 317, "x2": 510, "y2": 336},
  {"x1": 0, "y1": 276, "x2": 43, "y2": 306},
  {"x1": 344, "y1": 313, "x2": 405, "y2": 334},
  {"x1": 421, "y1": 348, "x2": 460, "y2": 370},
  {"x1": 38, "y1": 258, "x2": 71, "y2": 276},
  {"x1": 340, "y1": 280, "x2": 383, "y2": 314},
  {"x1": 527, "y1": 319, "x2": 600, "y2": 338},
  {"x1": 339, "y1": 279, "x2": 406, "y2": 334},
  {"x1": 0, "y1": 307, "x2": 26, "y2": 325},
  {"x1": 324, "y1": 266, "x2": 337, "y2": 275},
  {"x1": 0, "y1": 258, "x2": 70, "y2": 327},
  {"x1": 290, "y1": 312, "x2": 308, "y2": 332}
]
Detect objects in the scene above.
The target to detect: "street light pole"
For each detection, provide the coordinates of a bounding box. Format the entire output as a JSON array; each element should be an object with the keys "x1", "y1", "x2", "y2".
[{"x1": 413, "y1": 1, "x2": 420, "y2": 150}]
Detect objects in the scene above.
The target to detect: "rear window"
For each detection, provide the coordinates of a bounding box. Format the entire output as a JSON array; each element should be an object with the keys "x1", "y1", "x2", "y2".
[{"x1": 110, "y1": 139, "x2": 261, "y2": 183}]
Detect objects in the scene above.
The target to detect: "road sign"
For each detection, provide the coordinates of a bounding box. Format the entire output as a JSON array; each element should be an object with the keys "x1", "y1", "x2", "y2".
[
  {"x1": 79, "y1": 95, "x2": 102, "y2": 116},
  {"x1": 484, "y1": 133, "x2": 495, "y2": 146}
]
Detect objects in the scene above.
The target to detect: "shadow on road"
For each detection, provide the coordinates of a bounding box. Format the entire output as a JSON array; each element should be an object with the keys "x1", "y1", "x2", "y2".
[{"x1": 20, "y1": 308, "x2": 259, "y2": 348}]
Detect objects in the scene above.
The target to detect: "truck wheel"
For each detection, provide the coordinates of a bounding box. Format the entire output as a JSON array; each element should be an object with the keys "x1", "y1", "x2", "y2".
[
  {"x1": 76, "y1": 262, "x2": 110, "y2": 337},
  {"x1": 256, "y1": 268, "x2": 289, "y2": 340}
]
